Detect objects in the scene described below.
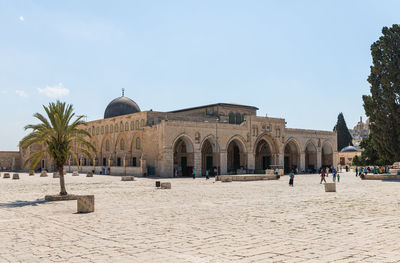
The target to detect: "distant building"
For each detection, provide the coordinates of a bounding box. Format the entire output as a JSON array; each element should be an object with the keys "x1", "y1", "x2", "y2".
[
  {"x1": 349, "y1": 117, "x2": 370, "y2": 147},
  {"x1": 338, "y1": 146, "x2": 362, "y2": 167}
]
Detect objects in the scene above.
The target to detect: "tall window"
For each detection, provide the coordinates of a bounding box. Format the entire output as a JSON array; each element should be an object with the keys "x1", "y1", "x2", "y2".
[
  {"x1": 101, "y1": 126, "x2": 104, "y2": 134},
  {"x1": 140, "y1": 119, "x2": 144, "y2": 127},
  {"x1": 135, "y1": 120, "x2": 139, "y2": 129},
  {"x1": 235, "y1": 113, "x2": 242, "y2": 124},
  {"x1": 110, "y1": 125, "x2": 113, "y2": 133},
  {"x1": 120, "y1": 122, "x2": 123, "y2": 132},
  {"x1": 133, "y1": 157, "x2": 137, "y2": 167},
  {"x1": 125, "y1": 122, "x2": 129, "y2": 131},
  {"x1": 228, "y1": 112, "x2": 235, "y2": 124},
  {"x1": 115, "y1": 124, "x2": 118, "y2": 132},
  {"x1": 105, "y1": 125, "x2": 108, "y2": 134},
  {"x1": 130, "y1": 121, "x2": 134, "y2": 130},
  {"x1": 105, "y1": 140, "x2": 110, "y2": 152},
  {"x1": 136, "y1": 137, "x2": 140, "y2": 149},
  {"x1": 120, "y1": 139, "x2": 125, "y2": 151}
]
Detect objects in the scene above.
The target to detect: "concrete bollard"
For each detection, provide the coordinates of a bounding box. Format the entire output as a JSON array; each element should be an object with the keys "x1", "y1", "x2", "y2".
[
  {"x1": 40, "y1": 171, "x2": 48, "y2": 177},
  {"x1": 121, "y1": 176, "x2": 134, "y2": 181},
  {"x1": 77, "y1": 195, "x2": 95, "y2": 213},
  {"x1": 325, "y1": 183, "x2": 336, "y2": 192},
  {"x1": 3, "y1": 173, "x2": 10, "y2": 179},
  {"x1": 160, "y1": 182, "x2": 171, "y2": 189},
  {"x1": 86, "y1": 172, "x2": 93, "y2": 177},
  {"x1": 72, "y1": 171, "x2": 79, "y2": 176},
  {"x1": 12, "y1": 174, "x2": 19, "y2": 180}
]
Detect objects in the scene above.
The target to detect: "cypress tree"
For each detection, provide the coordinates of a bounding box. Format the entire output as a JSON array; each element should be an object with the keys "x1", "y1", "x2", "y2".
[
  {"x1": 334, "y1": 112, "x2": 353, "y2": 151},
  {"x1": 363, "y1": 24, "x2": 400, "y2": 163}
]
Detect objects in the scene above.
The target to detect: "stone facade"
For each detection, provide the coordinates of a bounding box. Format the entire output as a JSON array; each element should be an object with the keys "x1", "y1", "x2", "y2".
[
  {"x1": 0, "y1": 151, "x2": 21, "y2": 171},
  {"x1": 18, "y1": 98, "x2": 337, "y2": 177}
]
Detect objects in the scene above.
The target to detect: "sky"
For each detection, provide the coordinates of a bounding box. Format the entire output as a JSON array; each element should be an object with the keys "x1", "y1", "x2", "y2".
[{"x1": 0, "y1": 0, "x2": 399, "y2": 151}]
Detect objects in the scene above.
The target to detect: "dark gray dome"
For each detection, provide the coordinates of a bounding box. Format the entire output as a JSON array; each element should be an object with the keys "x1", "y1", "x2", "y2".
[
  {"x1": 104, "y1": 96, "x2": 140, "y2": 119},
  {"x1": 340, "y1": 146, "x2": 361, "y2": 153}
]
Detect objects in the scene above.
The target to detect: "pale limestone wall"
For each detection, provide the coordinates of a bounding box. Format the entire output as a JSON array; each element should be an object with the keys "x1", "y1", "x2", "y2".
[
  {"x1": 64, "y1": 165, "x2": 142, "y2": 176},
  {"x1": 0, "y1": 151, "x2": 21, "y2": 171}
]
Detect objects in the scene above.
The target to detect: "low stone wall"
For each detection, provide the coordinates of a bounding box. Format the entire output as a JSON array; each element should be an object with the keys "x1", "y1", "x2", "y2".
[
  {"x1": 362, "y1": 174, "x2": 400, "y2": 180},
  {"x1": 64, "y1": 166, "x2": 143, "y2": 176},
  {"x1": 219, "y1": 174, "x2": 279, "y2": 182}
]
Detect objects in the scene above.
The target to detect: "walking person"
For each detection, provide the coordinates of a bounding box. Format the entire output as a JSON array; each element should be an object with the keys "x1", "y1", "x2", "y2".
[
  {"x1": 320, "y1": 169, "x2": 326, "y2": 184},
  {"x1": 332, "y1": 169, "x2": 337, "y2": 182},
  {"x1": 192, "y1": 169, "x2": 196, "y2": 179},
  {"x1": 205, "y1": 170, "x2": 209, "y2": 180},
  {"x1": 289, "y1": 171, "x2": 294, "y2": 187},
  {"x1": 337, "y1": 173, "x2": 340, "y2": 183},
  {"x1": 355, "y1": 167, "x2": 358, "y2": 177}
]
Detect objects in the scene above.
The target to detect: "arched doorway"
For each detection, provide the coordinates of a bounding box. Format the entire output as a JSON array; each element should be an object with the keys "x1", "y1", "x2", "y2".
[
  {"x1": 227, "y1": 139, "x2": 246, "y2": 174},
  {"x1": 284, "y1": 140, "x2": 300, "y2": 173},
  {"x1": 201, "y1": 139, "x2": 218, "y2": 176},
  {"x1": 173, "y1": 136, "x2": 194, "y2": 177},
  {"x1": 255, "y1": 139, "x2": 274, "y2": 171},
  {"x1": 305, "y1": 142, "x2": 317, "y2": 173},
  {"x1": 322, "y1": 142, "x2": 333, "y2": 169}
]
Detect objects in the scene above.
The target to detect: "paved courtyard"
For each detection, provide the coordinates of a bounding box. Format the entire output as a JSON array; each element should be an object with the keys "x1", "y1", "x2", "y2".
[{"x1": 1, "y1": 172, "x2": 400, "y2": 263}]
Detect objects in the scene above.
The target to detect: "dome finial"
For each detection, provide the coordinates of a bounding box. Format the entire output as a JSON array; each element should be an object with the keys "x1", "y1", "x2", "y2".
[{"x1": 122, "y1": 88, "x2": 125, "y2": 97}]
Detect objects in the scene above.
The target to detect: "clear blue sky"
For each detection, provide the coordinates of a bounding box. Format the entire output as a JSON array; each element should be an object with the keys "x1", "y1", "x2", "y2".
[{"x1": 0, "y1": 0, "x2": 398, "y2": 151}]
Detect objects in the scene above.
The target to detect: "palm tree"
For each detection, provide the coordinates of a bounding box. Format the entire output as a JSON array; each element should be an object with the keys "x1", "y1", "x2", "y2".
[{"x1": 19, "y1": 101, "x2": 95, "y2": 196}]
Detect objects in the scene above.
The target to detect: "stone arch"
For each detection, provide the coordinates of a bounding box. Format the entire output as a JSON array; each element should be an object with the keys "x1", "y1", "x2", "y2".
[
  {"x1": 253, "y1": 133, "x2": 279, "y2": 171},
  {"x1": 321, "y1": 140, "x2": 334, "y2": 168},
  {"x1": 284, "y1": 138, "x2": 300, "y2": 173},
  {"x1": 114, "y1": 133, "x2": 128, "y2": 167},
  {"x1": 200, "y1": 135, "x2": 219, "y2": 176},
  {"x1": 173, "y1": 134, "x2": 195, "y2": 176},
  {"x1": 304, "y1": 140, "x2": 317, "y2": 172},
  {"x1": 226, "y1": 135, "x2": 247, "y2": 173}
]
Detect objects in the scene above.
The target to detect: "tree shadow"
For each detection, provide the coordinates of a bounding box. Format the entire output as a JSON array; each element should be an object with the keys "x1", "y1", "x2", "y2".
[{"x1": 0, "y1": 199, "x2": 50, "y2": 208}]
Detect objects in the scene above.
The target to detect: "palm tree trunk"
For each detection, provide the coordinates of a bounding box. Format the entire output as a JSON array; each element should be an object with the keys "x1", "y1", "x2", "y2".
[{"x1": 59, "y1": 166, "x2": 68, "y2": 195}]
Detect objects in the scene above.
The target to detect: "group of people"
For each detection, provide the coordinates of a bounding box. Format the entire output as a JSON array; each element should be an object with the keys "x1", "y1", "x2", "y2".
[
  {"x1": 288, "y1": 167, "x2": 340, "y2": 187},
  {"x1": 355, "y1": 166, "x2": 389, "y2": 177}
]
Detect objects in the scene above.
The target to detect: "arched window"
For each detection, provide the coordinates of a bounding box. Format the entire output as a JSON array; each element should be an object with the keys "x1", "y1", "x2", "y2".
[
  {"x1": 105, "y1": 125, "x2": 108, "y2": 134},
  {"x1": 235, "y1": 113, "x2": 242, "y2": 124},
  {"x1": 125, "y1": 122, "x2": 129, "y2": 131},
  {"x1": 105, "y1": 140, "x2": 110, "y2": 152},
  {"x1": 136, "y1": 120, "x2": 139, "y2": 129},
  {"x1": 130, "y1": 121, "x2": 134, "y2": 130},
  {"x1": 115, "y1": 124, "x2": 118, "y2": 132},
  {"x1": 110, "y1": 124, "x2": 113, "y2": 133},
  {"x1": 96, "y1": 127, "x2": 99, "y2": 135},
  {"x1": 101, "y1": 126, "x2": 104, "y2": 134},
  {"x1": 140, "y1": 119, "x2": 144, "y2": 127},
  {"x1": 228, "y1": 112, "x2": 235, "y2": 124},
  {"x1": 120, "y1": 122, "x2": 123, "y2": 132},
  {"x1": 120, "y1": 139, "x2": 125, "y2": 151},
  {"x1": 136, "y1": 137, "x2": 140, "y2": 149}
]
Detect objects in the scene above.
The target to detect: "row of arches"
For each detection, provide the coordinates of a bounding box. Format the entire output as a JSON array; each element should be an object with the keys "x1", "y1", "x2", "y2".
[{"x1": 173, "y1": 135, "x2": 334, "y2": 176}]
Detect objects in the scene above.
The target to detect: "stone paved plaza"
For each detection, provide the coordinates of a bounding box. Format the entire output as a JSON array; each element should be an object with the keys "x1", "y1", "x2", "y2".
[{"x1": 1, "y1": 172, "x2": 400, "y2": 263}]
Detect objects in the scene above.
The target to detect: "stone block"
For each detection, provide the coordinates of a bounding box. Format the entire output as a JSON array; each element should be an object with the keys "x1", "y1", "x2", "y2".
[
  {"x1": 325, "y1": 183, "x2": 336, "y2": 192},
  {"x1": 220, "y1": 176, "x2": 233, "y2": 182},
  {"x1": 121, "y1": 176, "x2": 134, "y2": 181},
  {"x1": 77, "y1": 195, "x2": 95, "y2": 213},
  {"x1": 278, "y1": 169, "x2": 284, "y2": 176},
  {"x1": 40, "y1": 171, "x2": 48, "y2": 177},
  {"x1": 155, "y1": 181, "x2": 161, "y2": 187},
  {"x1": 86, "y1": 172, "x2": 93, "y2": 177},
  {"x1": 29, "y1": 170, "x2": 34, "y2": 176},
  {"x1": 53, "y1": 173, "x2": 60, "y2": 178},
  {"x1": 160, "y1": 182, "x2": 171, "y2": 189},
  {"x1": 265, "y1": 169, "x2": 275, "y2": 175},
  {"x1": 72, "y1": 171, "x2": 79, "y2": 176},
  {"x1": 12, "y1": 173, "x2": 19, "y2": 180},
  {"x1": 3, "y1": 173, "x2": 10, "y2": 179}
]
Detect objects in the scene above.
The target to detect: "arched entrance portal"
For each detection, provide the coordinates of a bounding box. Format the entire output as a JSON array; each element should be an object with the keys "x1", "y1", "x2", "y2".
[
  {"x1": 227, "y1": 139, "x2": 246, "y2": 174},
  {"x1": 173, "y1": 137, "x2": 194, "y2": 177},
  {"x1": 284, "y1": 140, "x2": 300, "y2": 173},
  {"x1": 201, "y1": 139, "x2": 219, "y2": 175},
  {"x1": 305, "y1": 142, "x2": 317, "y2": 173},
  {"x1": 255, "y1": 139, "x2": 273, "y2": 171},
  {"x1": 322, "y1": 142, "x2": 333, "y2": 169}
]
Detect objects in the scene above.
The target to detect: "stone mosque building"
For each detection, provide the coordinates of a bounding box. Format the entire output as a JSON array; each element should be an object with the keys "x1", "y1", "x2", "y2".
[{"x1": 17, "y1": 94, "x2": 337, "y2": 177}]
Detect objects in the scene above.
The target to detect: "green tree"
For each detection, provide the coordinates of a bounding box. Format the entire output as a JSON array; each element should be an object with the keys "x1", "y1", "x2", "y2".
[
  {"x1": 352, "y1": 155, "x2": 363, "y2": 166},
  {"x1": 334, "y1": 112, "x2": 353, "y2": 151},
  {"x1": 359, "y1": 137, "x2": 379, "y2": 165},
  {"x1": 19, "y1": 101, "x2": 95, "y2": 195},
  {"x1": 363, "y1": 24, "x2": 400, "y2": 163}
]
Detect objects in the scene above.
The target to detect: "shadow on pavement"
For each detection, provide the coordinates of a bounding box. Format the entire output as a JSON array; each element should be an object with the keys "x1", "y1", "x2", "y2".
[{"x1": 0, "y1": 199, "x2": 50, "y2": 208}]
